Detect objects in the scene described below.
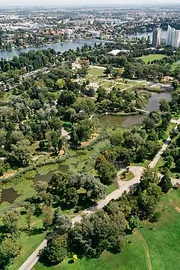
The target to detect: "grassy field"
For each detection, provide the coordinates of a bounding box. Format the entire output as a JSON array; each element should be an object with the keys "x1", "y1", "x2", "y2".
[
  {"x1": 137, "y1": 54, "x2": 166, "y2": 64},
  {"x1": 88, "y1": 67, "x2": 105, "y2": 77},
  {"x1": 34, "y1": 189, "x2": 180, "y2": 270},
  {"x1": 140, "y1": 189, "x2": 180, "y2": 270}
]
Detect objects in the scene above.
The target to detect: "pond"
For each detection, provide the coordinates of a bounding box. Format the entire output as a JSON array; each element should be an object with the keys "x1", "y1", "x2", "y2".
[
  {"x1": 99, "y1": 114, "x2": 145, "y2": 128},
  {"x1": 99, "y1": 92, "x2": 172, "y2": 128},
  {"x1": 147, "y1": 92, "x2": 172, "y2": 112},
  {"x1": 0, "y1": 188, "x2": 19, "y2": 204},
  {"x1": 33, "y1": 164, "x2": 69, "y2": 184}
]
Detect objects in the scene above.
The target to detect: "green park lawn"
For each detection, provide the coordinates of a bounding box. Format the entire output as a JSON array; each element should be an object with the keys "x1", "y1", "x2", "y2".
[
  {"x1": 88, "y1": 67, "x2": 105, "y2": 77},
  {"x1": 139, "y1": 189, "x2": 180, "y2": 270},
  {"x1": 137, "y1": 54, "x2": 166, "y2": 64},
  {"x1": 34, "y1": 189, "x2": 180, "y2": 270}
]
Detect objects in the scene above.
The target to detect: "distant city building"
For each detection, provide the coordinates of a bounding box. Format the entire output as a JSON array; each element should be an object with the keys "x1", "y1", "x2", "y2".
[
  {"x1": 166, "y1": 25, "x2": 180, "y2": 48},
  {"x1": 152, "y1": 27, "x2": 161, "y2": 48}
]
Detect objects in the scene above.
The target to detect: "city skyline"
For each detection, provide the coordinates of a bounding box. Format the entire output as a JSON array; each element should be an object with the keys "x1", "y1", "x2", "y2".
[{"x1": 0, "y1": 0, "x2": 180, "y2": 6}]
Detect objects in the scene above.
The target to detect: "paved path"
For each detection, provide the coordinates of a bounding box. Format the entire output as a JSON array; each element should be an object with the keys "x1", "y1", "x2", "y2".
[
  {"x1": 149, "y1": 118, "x2": 180, "y2": 169},
  {"x1": 18, "y1": 240, "x2": 47, "y2": 270}
]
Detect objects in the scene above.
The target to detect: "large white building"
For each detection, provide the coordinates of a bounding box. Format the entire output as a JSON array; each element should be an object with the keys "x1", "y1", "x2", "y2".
[{"x1": 166, "y1": 25, "x2": 180, "y2": 48}]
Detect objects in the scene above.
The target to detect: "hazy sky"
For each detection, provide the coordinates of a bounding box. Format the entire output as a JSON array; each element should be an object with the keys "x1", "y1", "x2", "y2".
[{"x1": 0, "y1": 0, "x2": 179, "y2": 6}]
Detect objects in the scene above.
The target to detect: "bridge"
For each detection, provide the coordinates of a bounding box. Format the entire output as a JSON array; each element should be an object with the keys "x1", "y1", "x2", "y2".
[{"x1": 136, "y1": 109, "x2": 149, "y2": 115}]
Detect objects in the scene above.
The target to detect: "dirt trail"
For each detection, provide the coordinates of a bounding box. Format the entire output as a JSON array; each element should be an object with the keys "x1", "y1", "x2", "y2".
[
  {"x1": 168, "y1": 190, "x2": 180, "y2": 213},
  {"x1": 134, "y1": 229, "x2": 152, "y2": 270}
]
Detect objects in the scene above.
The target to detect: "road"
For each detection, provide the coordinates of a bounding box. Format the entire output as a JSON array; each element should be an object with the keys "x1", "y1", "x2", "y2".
[{"x1": 18, "y1": 118, "x2": 180, "y2": 270}]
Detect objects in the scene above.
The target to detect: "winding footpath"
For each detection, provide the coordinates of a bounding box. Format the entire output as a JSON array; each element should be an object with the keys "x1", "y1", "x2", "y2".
[{"x1": 18, "y1": 118, "x2": 180, "y2": 270}]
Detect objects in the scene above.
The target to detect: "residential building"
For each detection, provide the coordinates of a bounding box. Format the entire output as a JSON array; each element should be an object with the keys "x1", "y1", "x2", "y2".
[
  {"x1": 152, "y1": 27, "x2": 161, "y2": 48},
  {"x1": 166, "y1": 25, "x2": 180, "y2": 48}
]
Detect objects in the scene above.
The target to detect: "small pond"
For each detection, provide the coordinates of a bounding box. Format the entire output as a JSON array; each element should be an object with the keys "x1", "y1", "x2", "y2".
[
  {"x1": 33, "y1": 164, "x2": 69, "y2": 184},
  {"x1": 0, "y1": 188, "x2": 19, "y2": 204}
]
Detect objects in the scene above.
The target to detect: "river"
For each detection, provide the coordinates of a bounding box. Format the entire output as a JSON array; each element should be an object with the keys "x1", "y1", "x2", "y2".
[{"x1": 0, "y1": 39, "x2": 111, "y2": 60}]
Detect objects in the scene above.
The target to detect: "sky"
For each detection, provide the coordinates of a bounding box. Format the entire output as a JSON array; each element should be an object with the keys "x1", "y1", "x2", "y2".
[{"x1": 0, "y1": 0, "x2": 179, "y2": 6}]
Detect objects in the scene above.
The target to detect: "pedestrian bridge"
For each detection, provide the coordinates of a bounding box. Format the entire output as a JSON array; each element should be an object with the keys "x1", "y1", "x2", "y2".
[{"x1": 136, "y1": 109, "x2": 149, "y2": 115}]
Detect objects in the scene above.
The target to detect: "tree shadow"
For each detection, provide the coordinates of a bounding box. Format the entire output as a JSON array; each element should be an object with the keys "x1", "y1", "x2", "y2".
[{"x1": 27, "y1": 227, "x2": 44, "y2": 236}]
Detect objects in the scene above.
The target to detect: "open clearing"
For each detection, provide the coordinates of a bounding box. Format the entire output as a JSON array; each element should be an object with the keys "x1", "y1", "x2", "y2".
[
  {"x1": 34, "y1": 189, "x2": 180, "y2": 270},
  {"x1": 85, "y1": 67, "x2": 146, "y2": 91},
  {"x1": 137, "y1": 54, "x2": 166, "y2": 64}
]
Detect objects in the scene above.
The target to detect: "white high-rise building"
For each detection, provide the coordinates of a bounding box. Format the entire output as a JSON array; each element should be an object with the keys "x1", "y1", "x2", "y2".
[
  {"x1": 166, "y1": 25, "x2": 180, "y2": 48},
  {"x1": 172, "y1": 30, "x2": 180, "y2": 48}
]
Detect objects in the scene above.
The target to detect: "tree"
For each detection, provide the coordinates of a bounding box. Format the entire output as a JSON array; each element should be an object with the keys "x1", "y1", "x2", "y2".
[
  {"x1": 96, "y1": 87, "x2": 107, "y2": 102},
  {"x1": 176, "y1": 159, "x2": 180, "y2": 172},
  {"x1": 104, "y1": 66, "x2": 112, "y2": 77},
  {"x1": 112, "y1": 69, "x2": 120, "y2": 79},
  {"x1": 55, "y1": 79, "x2": 66, "y2": 90},
  {"x1": 69, "y1": 209, "x2": 127, "y2": 257},
  {"x1": 138, "y1": 183, "x2": 162, "y2": 219},
  {"x1": 140, "y1": 168, "x2": 159, "y2": 191},
  {"x1": 79, "y1": 172, "x2": 107, "y2": 201},
  {"x1": 2, "y1": 210, "x2": 20, "y2": 234},
  {"x1": 53, "y1": 207, "x2": 72, "y2": 234},
  {"x1": 159, "y1": 98, "x2": 170, "y2": 112},
  {"x1": 7, "y1": 139, "x2": 31, "y2": 167},
  {"x1": 172, "y1": 80, "x2": 179, "y2": 90},
  {"x1": 40, "y1": 234, "x2": 68, "y2": 265},
  {"x1": 26, "y1": 205, "x2": 35, "y2": 229},
  {"x1": 164, "y1": 155, "x2": 174, "y2": 169},
  {"x1": 110, "y1": 129, "x2": 123, "y2": 146},
  {"x1": 0, "y1": 238, "x2": 20, "y2": 269},
  {"x1": 129, "y1": 215, "x2": 141, "y2": 230},
  {"x1": 58, "y1": 90, "x2": 76, "y2": 107},
  {"x1": 42, "y1": 206, "x2": 53, "y2": 230},
  {"x1": 79, "y1": 63, "x2": 89, "y2": 77},
  {"x1": 159, "y1": 173, "x2": 172, "y2": 193},
  {"x1": 95, "y1": 159, "x2": 117, "y2": 185},
  {"x1": 49, "y1": 172, "x2": 79, "y2": 208}
]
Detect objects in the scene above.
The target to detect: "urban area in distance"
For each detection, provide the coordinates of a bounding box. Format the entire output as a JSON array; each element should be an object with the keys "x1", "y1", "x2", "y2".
[{"x1": 0, "y1": 2, "x2": 179, "y2": 270}]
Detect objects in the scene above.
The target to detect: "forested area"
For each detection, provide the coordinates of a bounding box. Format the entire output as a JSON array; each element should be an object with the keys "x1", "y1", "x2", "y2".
[{"x1": 0, "y1": 40, "x2": 180, "y2": 269}]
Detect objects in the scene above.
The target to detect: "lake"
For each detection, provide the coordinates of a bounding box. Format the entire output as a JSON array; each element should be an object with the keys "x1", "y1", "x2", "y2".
[{"x1": 0, "y1": 39, "x2": 111, "y2": 60}]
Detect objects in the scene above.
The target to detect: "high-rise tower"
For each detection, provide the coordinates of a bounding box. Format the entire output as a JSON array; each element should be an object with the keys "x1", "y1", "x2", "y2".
[
  {"x1": 152, "y1": 27, "x2": 161, "y2": 48},
  {"x1": 166, "y1": 25, "x2": 180, "y2": 48}
]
